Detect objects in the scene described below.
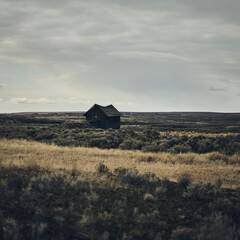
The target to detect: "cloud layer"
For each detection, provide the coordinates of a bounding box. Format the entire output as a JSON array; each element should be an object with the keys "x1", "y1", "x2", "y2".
[
  {"x1": 0, "y1": 0, "x2": 240, "y2": 112},
  {"x1": 11, "y1": 97, "x2": 53, "y2": 104}
]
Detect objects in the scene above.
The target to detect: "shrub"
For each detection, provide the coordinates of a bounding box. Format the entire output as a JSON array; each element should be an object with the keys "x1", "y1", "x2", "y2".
[
  {"x1": 113, "y1": 167, "x2": 128, "y2": 176},
  {"x1": 22, "y1": 171, "x2": 69, "y2": 203},
  {"x1": 161, "y1": 176, "x2": 171, "y2": 186},
  {"x1": 142, "y1": 172, "x2": 159, "y2": 183},
  {"x1": 225, "y1": 142, "x2": 240, "y2": 155},
  {"x1": 170, "y1": 227, "x2": 195, "y2": 240},
  {"x1": 158, "y1": 141, "x2": 169, "y2": 152},
  {"x1": 120, "y1": 169, "x2": 143, "y2": 185},
  {"x1": 197, "y1": 139, "x2": 215, "y2": 153},
  {"x1": 2, "y1": 218, "x2": 21, "y2": 240},
  {"x1": 88, "y1": 137, "x2": 107, "y2": 148},
  {"x1": 183, "y1": 181, "x2": 217, "y2": 201},
  {"x1": 209, "y1": 152, "x2": 223, "y2": 161},
  {"x1": 119, "y1": 139, "x2": 144, "y2": 150},
  {"x1": 169, "y1": 144, "x2": 192, "y2": 154},
  {"x1": 214, "y1": 178, "x2": 222, "y2": 188},
  {"x1": 7, "y1": 172, "x2": 23, "y2": 191},
  {"x1": 138, "y1": 155, "x2": 156, "y2": 163},
  {"x1": 70, "y1": 177, "x2": 90, "y2": 194},
  {"x1": 198, "y1": 213, "x2": 236, "y2": 240},
  {"x1": 208, "y1": 152, "x2": 229, "y2": 163},
  {"x1": 155, "y1": 186, "x2": 167, "y2": 198},
  {"x1": 143, "y1": 193, "x2": 155, "y2": 201},
  {"x1": 142, "y1": 143, "x2": 159, "y2": 152},
  {"x1": 177, "y1": 173, "x2": 191, "y2": 188},
  {"x1": 96, "y1": 162, "x2": 110, "y2": 174},
  {"x1": 210, "y1": 198, "x2": 236, "y2": 220}
]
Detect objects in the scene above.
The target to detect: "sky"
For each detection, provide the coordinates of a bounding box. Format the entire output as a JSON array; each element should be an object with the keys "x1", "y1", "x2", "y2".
[{"x1": 0, "y1": 0, "x2": 240, "y2": 113}]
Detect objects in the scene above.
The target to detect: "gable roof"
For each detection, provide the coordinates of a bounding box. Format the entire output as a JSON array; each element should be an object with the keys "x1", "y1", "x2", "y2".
[{"x1": 84, "y1": 104, "x2": 120, "y2": 117}]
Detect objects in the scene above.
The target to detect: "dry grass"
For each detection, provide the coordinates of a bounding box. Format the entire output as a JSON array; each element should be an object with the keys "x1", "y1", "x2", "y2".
[
  {"x1": 159, "y1": 131, "x2": 239, "y2": 137},
  {"x1": 0, "y1": 138, "x2": 240, "y2": 188}
]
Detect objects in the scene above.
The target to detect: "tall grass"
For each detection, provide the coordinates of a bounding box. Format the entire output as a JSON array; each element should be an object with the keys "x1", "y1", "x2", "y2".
[{"x1": 1, "y1": 139, "x2": 240, "y2": 188}]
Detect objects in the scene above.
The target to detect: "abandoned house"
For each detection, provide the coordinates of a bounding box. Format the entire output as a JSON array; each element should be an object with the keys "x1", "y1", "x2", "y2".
[{"x1": 84, "y1": 104, "x2": 121, "y2": 129}]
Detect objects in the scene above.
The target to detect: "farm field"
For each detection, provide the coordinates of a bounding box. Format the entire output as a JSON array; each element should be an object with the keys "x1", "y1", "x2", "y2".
[{"x1": 0, "y1": 112, "x2": 240, "y2": 239}]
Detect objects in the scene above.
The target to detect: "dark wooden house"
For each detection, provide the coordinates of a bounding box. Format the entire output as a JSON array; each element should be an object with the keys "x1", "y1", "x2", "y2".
[{"x1": 84, "y1": 104, "x2": 121, "y2": 129}]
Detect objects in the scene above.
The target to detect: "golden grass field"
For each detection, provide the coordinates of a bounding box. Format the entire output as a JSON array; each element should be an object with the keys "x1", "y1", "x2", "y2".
[{"x1": 1, "y1": 138, "x2": 240, "y2": 188}]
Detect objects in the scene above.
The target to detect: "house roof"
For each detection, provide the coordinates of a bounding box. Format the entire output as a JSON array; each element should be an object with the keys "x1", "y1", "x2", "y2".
[{"x1": 84, "y1": 104, "x2": 120, "y2": 117}]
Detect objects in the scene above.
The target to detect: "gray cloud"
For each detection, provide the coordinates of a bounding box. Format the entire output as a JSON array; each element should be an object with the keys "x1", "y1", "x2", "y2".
[
  {"x1": 208, "y1": 87, "x2": 227, "y2": 91},
  {"x1": 11, "y1": 97, "x2": 53, "y2": 104},
  {"x1": 1, "y1": 1, "x2": 239, "y2": 66},
  {"x1": 0, "y1": 0, "x2": 240, "y2": 112}
]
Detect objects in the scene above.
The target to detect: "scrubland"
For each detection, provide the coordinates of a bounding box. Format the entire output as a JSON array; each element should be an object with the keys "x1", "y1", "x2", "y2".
[
  {"x1": 1, "y1": 112, "x2": 240, "y2": 239},
  {"x1": 1, "y1": 157, "x2": 240, "y2": 239}
]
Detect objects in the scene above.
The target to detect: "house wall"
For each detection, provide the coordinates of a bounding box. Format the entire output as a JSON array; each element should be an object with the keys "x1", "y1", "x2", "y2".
[
  {"x1": 85, "y1": 107, "x2": 105, "y2": 122},
  {"x1": 104, "y1": 116, "x2": 120, "y2": 129},
  {"x1": 85, "y1": 106, "x2": 120, "y2": 129}
]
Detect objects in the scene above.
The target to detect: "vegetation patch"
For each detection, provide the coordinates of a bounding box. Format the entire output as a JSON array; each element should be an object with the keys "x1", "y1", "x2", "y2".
[
  {"x1": 1, "y1": 112, "x2": 240, "y2": 155},
  {"x1": 0, "y1": 165, "x2": 240, "y2": 239},
  {"x1": 0, "y1": 112, "x2": 240, "y2": 238}
]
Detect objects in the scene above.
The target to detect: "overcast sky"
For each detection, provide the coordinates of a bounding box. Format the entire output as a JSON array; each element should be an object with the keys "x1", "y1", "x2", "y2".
[{"x1": 0, "y1": 0, "x2": 240, "y2": 112}]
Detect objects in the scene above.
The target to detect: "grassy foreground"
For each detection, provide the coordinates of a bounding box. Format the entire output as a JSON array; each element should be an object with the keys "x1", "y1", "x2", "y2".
[
  {"x1": 0, "y1": 139, "x2": 240, "y2": 188},
  {"x1": 0, "y1": 162, "x2": 240, "y2": 239},
  {"x1": 1, "y1": 139, "x2": 240, "y2": 239}
]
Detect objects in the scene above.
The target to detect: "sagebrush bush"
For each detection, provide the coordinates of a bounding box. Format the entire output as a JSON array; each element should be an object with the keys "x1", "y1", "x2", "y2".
[
  {"x1": 143, "y1": 193, "x2": 155, "y2": 201},
  {"x1": 142, "y1": 172, "x2": 159, "y2": 183},
  {"x1": 0, "y1": 164, "x2": 240, "y2": 239},
  {"x1": 177, "y1": 173, "x2": 192, "y2": 188},
  {"x1": 208, "y1": 152, "x2": 229, "y2": 163},
  {"x1": 170, "y1": 227, "x2": 195, "y2": 240},
  {"x1": 96, "y1": 162, "x2": 110, "y2": 174},
  {"x1": 197, "y1": 213, "x2": 237, "y2": 240},
  {"x1": 161, "y1": 176, "x2": 171, "y2": 187},
  {"x1": 7, "y1": 172, "x2": 23, "y2": 191},
  {"x1": 120, "y1": 169, "x2": 144, "y2": 185},
  {"x1": 183, "y1": 181, "x2": 219, "y2": 201},
  {"x1": 155, "y1": 186, "x2": 167, "y2": 198},
  {"x1": 113, "y1": 167, "x2": 128, "y2": 176},
  {"x1": 142, "y1": 143, "x2": 160, "y2": 153},
  {"x1": 138, "y1": 155, "x2": 156, "y2": 162},
  {"x1": 119, "y1": 138, "x2": 144, "y2": 150},
  {"x1": 70, "y1": 176, "x2": 90, "y2": 194}
]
